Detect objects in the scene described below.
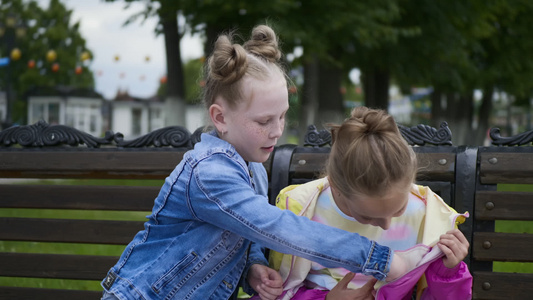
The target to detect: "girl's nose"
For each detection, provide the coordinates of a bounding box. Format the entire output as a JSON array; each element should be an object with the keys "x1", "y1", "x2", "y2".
[{"x1": 270, "y1": 119, "x2": 284, "y2": 139}]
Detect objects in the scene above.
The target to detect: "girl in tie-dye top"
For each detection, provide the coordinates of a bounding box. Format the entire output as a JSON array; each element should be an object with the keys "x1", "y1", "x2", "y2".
[{"x1": 266, "y1": 107, "x2": 472, "y2": 300}]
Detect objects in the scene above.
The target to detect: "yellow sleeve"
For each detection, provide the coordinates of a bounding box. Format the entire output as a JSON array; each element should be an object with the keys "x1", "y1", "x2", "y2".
[
  {"x1": 269, "y1": 185, "x2": 302, "y2": 271},
  {"x1": 275, "y1": 185, "x2": 303, "y2": 212}
]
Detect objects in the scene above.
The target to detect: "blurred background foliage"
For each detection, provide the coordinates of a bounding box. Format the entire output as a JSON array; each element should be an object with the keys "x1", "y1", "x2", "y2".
[{"x1": 2, "y1": 0, "x2": 533, "y2": 145}]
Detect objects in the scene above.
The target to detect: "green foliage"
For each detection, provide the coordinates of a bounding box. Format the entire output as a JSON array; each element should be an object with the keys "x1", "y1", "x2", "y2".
[
  {"x1": 183, "y1": 57, "x2": 204, "y2": 104},
  {"x1": 95, "y1": 0, "x2": 533, "y2": 141},
  {"x1": 477, "y1": 0, "x2": 533, "y2": 98}
]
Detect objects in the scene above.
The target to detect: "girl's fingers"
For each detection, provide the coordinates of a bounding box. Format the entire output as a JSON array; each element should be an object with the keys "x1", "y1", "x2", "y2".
[
  {"x1": 258, "y1": 283, "x2": 283, "y2": 300},
  {"x1": 451, "y1": 229, "x2": 470, "y2": 247},
  {"x1": 361, "y1": 277, "x2": 378, "y2": 292},
  {"x1": 437, "y1": 242, "x2": 454, "y2": 257},
  {"x1": 337, "y1": 272, "x2": 356, "y2": 289},
  {"x1": 442, "y1": 229, "x2": 469, "y2": 247}
]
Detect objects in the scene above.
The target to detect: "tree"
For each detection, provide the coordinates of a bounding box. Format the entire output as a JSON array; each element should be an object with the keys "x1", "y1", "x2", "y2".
[
  {"x1": 158, "y1": 56, "x2": 204, "y2": 105},
  {"x1": 112, "y1": 0, "x2": 406, "y2": 138},
  {"x1": 104, "y1": 0, "x2": 190, "y2": 127},
  {"x1": 275, "y1": 0, "x2": 409, "y2": 133},
  {"x1": 106, "y1": 0, "x2": 533, "y2": 145},
  {"x1": 0, "y1": 0, "x2": 94, "y2": 125},
  {"x1": 473, "y1": 0, "x2": 533, "y2": 142},
  {"x1": 386, "y1": 0, "x2": 533, "y2": 145}
]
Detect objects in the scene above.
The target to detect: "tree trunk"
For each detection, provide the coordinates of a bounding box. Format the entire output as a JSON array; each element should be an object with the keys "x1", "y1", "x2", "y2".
[
  {"x1": 476, "y1": 86, "x2": 494, "y2": 146},
  {"x1": 430, "y1": 89, "x2": 445, "y2": 128},
  {"x1": 361, "y1": 67, "x2": 390, "y2": 111},
  {"x1": 299, "y1": 56, "x2": 320, "y2": 138},
  {"x1": 204, "y1": 25, "x2": 223, "y2": 58},
  {"x1": 315, "y1": 61, "x2": 345, "y2": 127},
  {"x1": 159, "y1": 2, "x2": 186, "y2": 126},
  {"x1": 445, "y1": 92, "x2": 475, "y2": 146}
]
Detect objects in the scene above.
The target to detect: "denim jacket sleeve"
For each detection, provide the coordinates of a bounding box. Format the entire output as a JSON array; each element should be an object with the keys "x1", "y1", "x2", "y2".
[{"x1": 187, "y1": 153, "x2": 392, "y2": 280}]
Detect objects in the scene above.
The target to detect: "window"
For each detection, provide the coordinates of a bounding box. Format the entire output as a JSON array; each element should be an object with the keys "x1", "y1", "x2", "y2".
[
  {"x1": 132, "y1": 108, "x2": 142, "y2": 136},
  {"x1": 48, "y1": 103, "x2": 60, "y2": 124},
  {"x1": 31, "y1": 103, "x2": 45, "y2": 124},
  {"x1": 90, "y1": 115, "x2": 97, "y2": 132}
]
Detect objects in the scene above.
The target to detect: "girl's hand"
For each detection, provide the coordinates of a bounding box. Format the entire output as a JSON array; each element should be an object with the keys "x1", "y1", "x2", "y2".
[
  {"x1": 437, "y1": 229, "x2": 470, "y2": 269},
  {"x1": 247, "y1": 264, "x2": 283, "y2": 300},
  {"x1": 326, "y1": 272, "x2": 377, "y2": 300}
]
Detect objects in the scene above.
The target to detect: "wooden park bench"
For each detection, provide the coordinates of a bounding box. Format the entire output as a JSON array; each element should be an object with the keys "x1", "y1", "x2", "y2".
[{"x1": 1, "y1": 120, "x2": 532, "y2": 299}]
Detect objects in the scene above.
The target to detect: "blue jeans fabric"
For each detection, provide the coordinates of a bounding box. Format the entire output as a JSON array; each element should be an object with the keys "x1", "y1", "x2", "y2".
[
  {"x1": 101, "y1": 131, "x2": 392, "y2": 299},
  {"x1": 101, "y1": 291, "x2": 120, "y2": 300}
]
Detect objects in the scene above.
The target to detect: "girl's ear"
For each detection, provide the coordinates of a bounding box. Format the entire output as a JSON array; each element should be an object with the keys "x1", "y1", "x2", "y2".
[{"x1": 209, "y1": 103, "x2": 227, "y2": 134}]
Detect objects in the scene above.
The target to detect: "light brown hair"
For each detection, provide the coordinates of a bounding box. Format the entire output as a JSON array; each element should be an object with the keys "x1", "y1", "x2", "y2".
[
  {"x1": 326, "y1": 107, "x2": 417, "y2": 198},
  {"x1": 202, "y1": 24, "x2": 287, "y2": 109}
]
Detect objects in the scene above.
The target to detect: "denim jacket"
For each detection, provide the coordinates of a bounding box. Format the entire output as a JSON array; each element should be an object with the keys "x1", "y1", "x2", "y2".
[{"x1": 101, "y1": 132, "x2": 392, "y2": 300}]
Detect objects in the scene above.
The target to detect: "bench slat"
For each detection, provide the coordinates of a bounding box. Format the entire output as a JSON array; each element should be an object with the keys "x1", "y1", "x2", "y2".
[
  {"x1": 288, "y1": 152, "x2": 456, "y2": 182},
  {"x1": 0, "y1": 184, "x2": 158, "y2": 210},
  {"x1": 479, "y1": 152, "x2": 533, "y2": 184},
  {"x1": 0, "y1": 252, "x2": 114, "y2": 280},
  {"x1": 0, "y1": 287, "x2": 102, "y2": 300},
  {"x1": 0, "y1": 151, "x2": 182, "y2": 179},
  {"x1": 0, "y1": 218, "x2": 144, "y2": 244},
  {"x1": 289, "y1": 152, "x2": 328, "y2": 179},
  {"x1": 475, "y1": 191, "x2": 533, "y2": 220},
  {"x1": 473, "y1": 271, "x2": 533, "y2": 300},
  {"x1": 473, "y1": 232, "x2": 533, "y2": 262},
  {"x1": 412, "y1": 152, "x2": 456, "y2": 182}
]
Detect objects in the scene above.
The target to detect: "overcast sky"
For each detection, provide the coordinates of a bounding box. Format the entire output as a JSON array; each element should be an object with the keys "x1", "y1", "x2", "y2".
[{"x1": 36, "y1": 0, "x2": 204, "y2": 99}]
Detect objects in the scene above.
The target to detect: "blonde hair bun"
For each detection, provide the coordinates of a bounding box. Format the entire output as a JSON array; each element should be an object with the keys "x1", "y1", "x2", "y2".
[
  {"x1": 244, "y1": 25, "x2": 282, "y2": 63},
  {"x1": 208, "y1": 35, "x2": 248, "y2": 85}
]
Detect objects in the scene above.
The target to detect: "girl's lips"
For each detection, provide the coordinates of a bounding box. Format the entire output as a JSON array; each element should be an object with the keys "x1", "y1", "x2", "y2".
[{"x1": 262, "y1": 146, "x2": 274, "y2": 152}]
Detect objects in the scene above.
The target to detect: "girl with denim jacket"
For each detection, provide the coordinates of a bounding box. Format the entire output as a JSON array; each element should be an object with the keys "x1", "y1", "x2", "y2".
[
  {"x1": 101, "y1": 25, "x2": 407, "y2": 300},
  {"x1": 264, "y1": 107, "x2": 472, "y2": 300}
]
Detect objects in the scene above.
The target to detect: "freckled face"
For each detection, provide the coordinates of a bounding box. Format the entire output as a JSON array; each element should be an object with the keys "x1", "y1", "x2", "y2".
[
  {"x1": 333, "y1": 181, "x2": 411, "y2": 230},
  {"x1": 223, "y1": 75, "x2": 289, "y2": 163}
]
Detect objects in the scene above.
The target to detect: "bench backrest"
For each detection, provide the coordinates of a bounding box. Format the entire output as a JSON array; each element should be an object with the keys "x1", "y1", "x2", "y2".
[
  {"x1": 0, "y1": 148, "x2": 187, "y2": 299},
  {"x1": 2, "y1": 121, "x2": 533, "y2": 299},
  {"x1": 0, "y1": 123, "x2": 196, "y2": 299},
  {"x1": 469, "y1": 140, "x2": 533, "y2": 299}
]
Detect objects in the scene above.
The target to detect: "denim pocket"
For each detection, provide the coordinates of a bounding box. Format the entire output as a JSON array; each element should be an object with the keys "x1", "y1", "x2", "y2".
[{"x1": 152, "y1": 251, "x2": 198, "y2": 294}]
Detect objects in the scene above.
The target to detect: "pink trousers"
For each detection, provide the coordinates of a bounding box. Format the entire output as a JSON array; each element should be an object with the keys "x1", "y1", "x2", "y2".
[{"x1": 249, "y1": 286, "x2": 329, "y2": 300}]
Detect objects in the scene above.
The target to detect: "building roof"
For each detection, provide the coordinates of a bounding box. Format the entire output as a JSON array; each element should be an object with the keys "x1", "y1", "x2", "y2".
[
  {"x1": 25, "y1": 86, "x2": 103, "y2": 98},
  {"x1": 112, "y1": 89, "x2": 162, "y2": 103}
]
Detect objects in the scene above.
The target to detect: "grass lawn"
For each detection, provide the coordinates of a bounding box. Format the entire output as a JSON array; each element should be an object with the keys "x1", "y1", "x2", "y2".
[{"x1": 493, "y1": 184, "x2": 533, "y2": 273}]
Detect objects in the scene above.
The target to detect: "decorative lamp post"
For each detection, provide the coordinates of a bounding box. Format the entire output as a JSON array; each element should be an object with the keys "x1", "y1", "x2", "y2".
[{"x1": 0, "y1": 13, "x2": 26, "y2": 128}]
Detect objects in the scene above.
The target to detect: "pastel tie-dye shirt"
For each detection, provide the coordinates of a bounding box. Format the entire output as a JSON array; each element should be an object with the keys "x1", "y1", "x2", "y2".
[{"x1": 305, "y1": 186, "x2": 427, "y2": 290}]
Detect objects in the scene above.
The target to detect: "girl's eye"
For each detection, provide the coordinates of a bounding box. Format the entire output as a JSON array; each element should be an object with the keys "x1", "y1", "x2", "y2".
[{"x1": 258, "y1": 119, "x2": 270, "y2": 125}]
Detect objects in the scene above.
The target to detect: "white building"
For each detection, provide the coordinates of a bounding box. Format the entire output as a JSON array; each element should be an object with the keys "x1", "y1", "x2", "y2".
[
  {"x1": 27, "y1": 86, "x2": 104, "y2": 137},
  {"x1": 20, "y1": 86, "x2": 206, "y2": 139},
  {"x1": 110, "y1": 90, "x2": 166, "y2": 138}
]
